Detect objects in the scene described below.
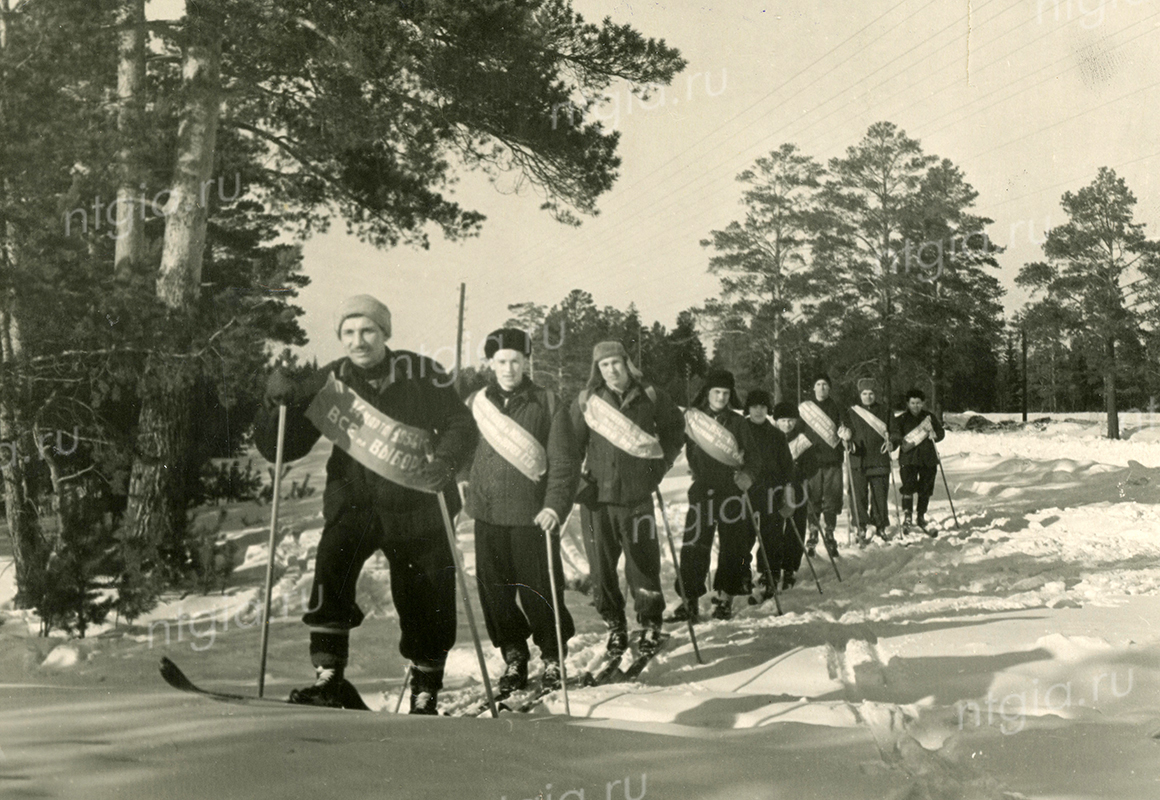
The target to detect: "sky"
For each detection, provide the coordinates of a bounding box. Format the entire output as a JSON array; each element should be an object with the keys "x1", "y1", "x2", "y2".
[{"x1": 150, "y1": 0, "x2": 1160, "y2": 369}]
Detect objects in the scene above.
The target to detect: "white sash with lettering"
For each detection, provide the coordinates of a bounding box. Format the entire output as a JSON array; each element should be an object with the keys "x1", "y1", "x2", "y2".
[
  {"x1": 852, "y1": 404, "x2": 889, "y2": 441},
  {"x1": 798, "y1": 401, "x2": 839, "y2": 448},
  {"x1": 583, "y1": 392, "x2": 664, "y2": 459},
  {"x1": 305, "y1": 373, "x2": 435, "y2": 492},
  {"x1": 788, "y1": 433, "x2": 812, "y2": 461},
  {"x1": 684, "y1": 408, "x2": 743, "y2": 468},
  {"x1": 904, "y1": 415, "x2": 934, "y2": 446},
  {"x1": 471, "y1": 392, "x2": 547, "y2": 483}
]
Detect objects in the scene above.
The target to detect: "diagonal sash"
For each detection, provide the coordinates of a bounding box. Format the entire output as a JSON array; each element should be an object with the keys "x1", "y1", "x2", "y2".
[
  {"x1": 852, "y1": 404, "x2": 889, "y2": 441},
  {"x1": 305, "y1": 373, "x2": 436, "y2": 492},
  {"x1": 904, "y1": 415, "x2": 934, "y2": 446},
  {"x1": 788, "y1": 434, "x2": 812, "y2": 461},
  {"x1": 471, "y1": 392, "x2": 547, "y2": 483},
  {"x1": 583, "y1": 392, "x2": 664, "y2": 459},
  {"x1": 799, "y1": 401, "x2": 839, "y2": 448},
  {"x1": 684, "y1": 408, "x2": 743, "y2": 468}
]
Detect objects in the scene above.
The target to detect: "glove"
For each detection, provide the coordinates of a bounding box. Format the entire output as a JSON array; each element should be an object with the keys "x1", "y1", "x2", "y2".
[
  {"x1": 534, "y1": 507, "x2": 560, "y2": 534},
  {"x1": 265, "y1": 368, "x2": 295, "y2": 406},
  {"x1": 416, "y1": 458, "x2": 455, "y2": 492},
  {"x1": 838, "y1": 425, "x2": 852, "y2": 442},
  {"x1": 733, "y1": 471, "x2": 754, "y2": 493}
]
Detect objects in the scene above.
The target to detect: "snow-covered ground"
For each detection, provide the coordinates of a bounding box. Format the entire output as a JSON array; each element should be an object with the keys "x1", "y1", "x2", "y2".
[{"x1": 3, "y1": 413, "x2": 1160, "y2": 799}]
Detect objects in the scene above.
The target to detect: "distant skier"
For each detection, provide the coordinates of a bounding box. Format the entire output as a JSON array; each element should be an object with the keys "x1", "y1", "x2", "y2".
[
  {"x1": 893, "y1": 388, "x2": 946, "y2": 535},
  {"x1": 798, "y1": 375, "x2": 846, "y2": 558},
  {"x1": 572, "y1": 342, "x2": 684, "y2": 658},
  {"x1": 841, "y1": 377, "x2": 894, "y2": 546},
  {"x1": 257, "y1": 295, "x2": 477, "y2": 713},
  {"x1": 670, "y1": 370, "x2": 761, "y2": 622},
  {"x1": 464, "y1": 328, "x2": 579, "y2": 694}
]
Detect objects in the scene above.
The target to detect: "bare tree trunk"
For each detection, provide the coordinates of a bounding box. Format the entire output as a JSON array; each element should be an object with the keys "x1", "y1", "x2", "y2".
[
  {"x1": 1105, "y1": 338, "x2": 1119, "y2": 439},
  {"x1": 114, "y1": 0, "x2": 146, "y2": 278},
  {"x1": 126, "y1": 9, "x2": 221, "y2": 550}
]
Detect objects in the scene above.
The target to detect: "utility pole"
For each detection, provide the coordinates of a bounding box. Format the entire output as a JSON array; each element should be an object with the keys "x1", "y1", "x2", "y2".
[{"x1": 1021, "y1": 327, "x2": 1028, "y2": 423}]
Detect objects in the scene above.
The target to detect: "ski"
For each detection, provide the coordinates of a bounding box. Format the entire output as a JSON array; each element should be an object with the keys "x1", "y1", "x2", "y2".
[
  {"x1": 578, "y1": 647, "x2": 627, "y2": 687},
  {"x1": 158, "y1": 657, "x2": 369, "y2": 711},
  {"x1": 619, "y1": 632, "x2": 671, "y2": 681},
  {"x1": 450, "y1": 687, "x2": 514, "y2": 718}
]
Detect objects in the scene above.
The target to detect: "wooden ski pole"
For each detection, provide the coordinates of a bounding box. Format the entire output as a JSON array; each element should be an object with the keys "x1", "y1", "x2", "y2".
[
  {"x1": 257, "y1": 403, "x2": 287, "y2": 699},
  {"x1": 844, "y1": 445, "x2": 863, "y2": 541},
  {"x1": 742, "y1": 493, "x2": 783, "y2": 614},
  {"x1": 932, "y1": 442, "x2": 960, "y2": 528},
  {"x1": 544, "y1": 516, "x2": 571, "y2": 715},
  {"x1": 654, "y1": 489, "x2": 705, "y2": 663}
]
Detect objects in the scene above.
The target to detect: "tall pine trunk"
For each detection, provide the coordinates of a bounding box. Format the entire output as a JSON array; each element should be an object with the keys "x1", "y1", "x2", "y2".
[
  {"x1": 1105, "y1": 337, "x2": 1119, "y2": 439},
  {"x1": 126, "y1": 7, "x2": 221, "y2": 553},
  {"x1": 114, "y1": 0, "x2": 146, "y2": 278}
]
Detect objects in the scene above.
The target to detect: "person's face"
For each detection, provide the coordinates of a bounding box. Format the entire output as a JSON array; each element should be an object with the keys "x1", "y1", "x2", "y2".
[
  {"x1": 491, "y1": 349, "x2": 527, "y2": 391},
  {"x1": 340, "y1": 316, "x2": 388, "y2": 368},
  {"x1": 748, "y1": 404, "x2": 768, "y2": 424},
  {"x1": 708, "y1": 387, "x2": 730, "y2": 412},
  {"x1": 599, "y1": 356, "x2": 630, "y2": 392},
  {"x1": 814, "y1": 380, "x2": 830, "y2": 400},
  {"x1": 908, "y1": 396, "x2": 924, "y2": 414},
  {"x1": 860, "y1": 389, "x2": 876, "y2": 406},
  {"x1": 775, "y1": 417, "x2": 795, "y2": 434}
]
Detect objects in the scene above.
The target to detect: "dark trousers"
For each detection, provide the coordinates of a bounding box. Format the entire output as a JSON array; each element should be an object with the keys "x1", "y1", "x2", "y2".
[
  {"x1": 474, "y1": 520, "x2": 574, "y2": 658},
  {"x1": 751, "y1": 485, "x2": 807, "y2": 576},
  {"x1": 900, "y1": 464, "x2": 937, "y2": 497},
  {"x1": 679, "y1": 488, "x2": 754, "y2": 599},
  {"x1": 806, "y1": 463, "x2": 843, "y2": 532},
  {"x1": 580, "y1": 500, "x2": 664, "y2": 628},
  {"x1": 850, "y1": 468, "x2": 890, "y2": 530},
  {"x1": 303, "y1": 504, "x2": 457, "y2": 668}
]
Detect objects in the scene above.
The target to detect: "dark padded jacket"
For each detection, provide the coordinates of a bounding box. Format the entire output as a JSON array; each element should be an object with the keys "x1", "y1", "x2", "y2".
[
  {"x1": 685, "y1": 405, "x2": 760, "y2": 499},
  {"x1": 254, "y1": 351, "x2": 477, "y2": 528},
  {"x1": 571, "y1": 380, "x2": 684, "y2": 506},
  {"x1": 464, "y1": 377, "x2": 579, "y2": 526},
  {"x1": 892, "y1": 409, "x2": 946, "y2": 468},
  {"x1": 797, "y1": 396, "x2": 846, "y2": 467},
  {"x1": 847, "y1": 401, "x2": 895, "y2": 474}
]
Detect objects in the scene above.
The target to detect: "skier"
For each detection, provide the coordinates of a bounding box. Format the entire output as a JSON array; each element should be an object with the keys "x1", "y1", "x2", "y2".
[
  {"x1": 797, "y1": 375, "x2": 847, "y2": 558},
  {"x1": 840, "y1": 377, "x2": 895, "y2": 546},
  {"x1": 752, "y1": 398, "x2": 808, "y2": 596},
  {"x1": 257, "y1": 295, "x2": 477, "y2": 713},
  {"x1": 572, "y1": 341, "x2": 684, "y2": 658},
  {"x1": 893, "y1": 388, "x2": 946, "y2": 535},
  {"x1": 464, "y1": 328, "x2": 579, "y2": 694},
  {"x1": 669, "y1": 370, "x2": 761, "y2": 622}
]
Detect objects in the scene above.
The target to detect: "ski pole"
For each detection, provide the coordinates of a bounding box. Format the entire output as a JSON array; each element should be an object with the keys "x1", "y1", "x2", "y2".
[
  {"x1": 427, "y1": 449, "x2": 498, "y2": 719},
  {"x1": 781, "y1": 504, "x2": 823, "y2": 593},
  {"x1": 887, "y1": 450, "x2": 902, "y2": 538},
  {"x1": 932, "y1": 442, "x2": 959, "y2": 528},
  {"x1": 742, "y1": 493, "x2": 783, "y2": 614},
  {"x1": 544, "y1": 514, "x2": 571, "y2": 715},
  {"x1": 394, "y1": 665, "x2": 411, "y2": 713},
  {"x1": 654, "y1": 489, "x2": 705, "y2": 663},
  {"x1": 844, "y1": 445, "x2": 863, "y2": 538},
  {"x1": 257, "y1": 403, "x2": 287, "y2": 699}
]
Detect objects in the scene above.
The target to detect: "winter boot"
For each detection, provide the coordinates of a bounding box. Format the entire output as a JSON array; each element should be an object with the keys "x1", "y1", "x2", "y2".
[
  {"x1": 605, "y1": 620, "x2": 630, "y2": 657},
  {"x1": 780, "y1": 570, "x2": 796, "y2": 591},
  {"x1": 288, "y1": 665, "x2": 369, "y2": 710},
  {"x1": 806, "y1": 526, "x2": 820, "y2": 557},
  {"x1": 856, "y1": 527, "x2": 869, "y2": 548},
  {"x1": 666, "y1": 600, "x2": 700, "y2": 624},
  {"x1": 639, "y1": 624, "x2": 664, "y2": 656},
  {"x1": 710, "y1": 592, "x2": 733, "y2": 621},
  {"x1": 497, "y1": 643, "x2": 530, "y2": 694},
  {"x1": 409, "y1": 665, "x2": 443, "y2": 715},
  {"x1": 540, "y1": 658, "x2": 562, "y2": 693},
  {"x1": 823, "y1": 530, "x2": 840, "y2": 558},
  {"x1": 917, "y1": 495, "x2": 935, "y2": 536},
  {"x1": 903, "y1": 511, "x2": 914, "y2": 531}
]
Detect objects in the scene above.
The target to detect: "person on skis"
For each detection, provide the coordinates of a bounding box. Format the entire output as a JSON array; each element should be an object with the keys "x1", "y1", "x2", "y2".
[
  {"x1": 893, "y1": 388, "x2": 946, "y2": 535},
  {"x1": 840, "y1": 377, "x2": 895, "y2": 546},
  {"x1": 572, "y1": 341, "x2": 684, "y2": 659},
  {"x1": 749, "y1": 398, "x2": 808, "y2": 597},
  {"x1": 464, "y1": 328, "x2": 579, "y2": 695},
  {"x1": 798, "y1": 375, "x2": 846, "y2": 558},
  {"x1": 670, "y1": 370, "x2": 761, "y2": 622},
  {"x1": 257, "y1": 295, "x2": 476, "y2": 713}
]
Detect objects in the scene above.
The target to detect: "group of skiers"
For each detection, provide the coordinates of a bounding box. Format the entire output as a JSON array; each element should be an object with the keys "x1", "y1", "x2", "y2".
[{"x1": 256, "y1": 294, "x2": 948, "y2": 714}]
